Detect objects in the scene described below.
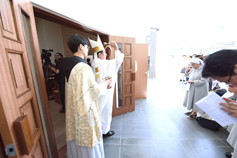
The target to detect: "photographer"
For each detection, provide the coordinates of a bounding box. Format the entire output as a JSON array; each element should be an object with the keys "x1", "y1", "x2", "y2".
[{"x1": 48, "y1": 53, "x2": 65, "y2": 113}]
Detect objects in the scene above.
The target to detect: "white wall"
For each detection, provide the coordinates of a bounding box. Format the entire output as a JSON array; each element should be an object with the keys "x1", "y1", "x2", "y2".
[{"x1": 35, "y1": 17, "x2": 65, "y2": 65}]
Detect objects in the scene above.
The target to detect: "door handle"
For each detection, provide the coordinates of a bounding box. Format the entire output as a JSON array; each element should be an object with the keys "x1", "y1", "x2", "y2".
[{"x1": 132, "y1": 73, "x2": 135, "y2": 81}]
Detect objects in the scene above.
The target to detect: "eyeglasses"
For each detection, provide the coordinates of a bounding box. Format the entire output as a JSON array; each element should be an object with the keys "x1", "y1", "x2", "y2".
[
  {"x1": 227, "y1": 70, "x2": 234, "y2": 84},
  {"x1": 85, "y1": 45, "x2": 90, "y2": 50}
]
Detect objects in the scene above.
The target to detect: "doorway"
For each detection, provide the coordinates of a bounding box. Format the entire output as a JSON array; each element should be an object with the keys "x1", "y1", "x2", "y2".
[
  {"x1": 34, "y1": 17, "x2": 66, "y2": 150},
  {"x1": 33, "y1": 16, "x2": 102, "y2": 151}
]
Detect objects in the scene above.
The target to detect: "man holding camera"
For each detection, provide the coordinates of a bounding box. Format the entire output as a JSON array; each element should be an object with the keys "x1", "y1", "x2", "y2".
[{"x1": 48, "y1": 53, "x2": 65, "y2": 113}]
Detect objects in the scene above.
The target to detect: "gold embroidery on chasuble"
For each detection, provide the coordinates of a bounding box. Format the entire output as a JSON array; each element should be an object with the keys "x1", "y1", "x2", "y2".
[{"x1": 65, "y1": 63, "x2": 102, "y2": 149}]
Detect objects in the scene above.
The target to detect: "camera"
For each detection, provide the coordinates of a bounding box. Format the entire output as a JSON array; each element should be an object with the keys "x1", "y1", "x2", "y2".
[{"x1": 41, "y1": 49, "x2": 53, "y2": 65}]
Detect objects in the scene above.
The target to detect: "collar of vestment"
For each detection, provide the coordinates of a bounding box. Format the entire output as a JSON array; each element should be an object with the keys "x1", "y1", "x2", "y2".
[{"x1": 58, "y1": 56, "x2": 86, "y2": 81}]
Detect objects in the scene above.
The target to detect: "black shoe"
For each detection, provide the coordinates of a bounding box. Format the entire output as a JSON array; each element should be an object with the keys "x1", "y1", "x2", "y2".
[
  {"x1": 184, "y1": 111, "x2": 192, "y2": 116},
  {"x1": 225, "y1": 152, "x2": 233, "y2": 158},
  {"x1": 103, "y1": 131, "x2": 115, "y2": 138},
  {"x1": 187, "y1": 114, "x2": 197, "y2": 119},
  {"x1": 59, "y1": 110, "x2": 65, "y2": 113}
]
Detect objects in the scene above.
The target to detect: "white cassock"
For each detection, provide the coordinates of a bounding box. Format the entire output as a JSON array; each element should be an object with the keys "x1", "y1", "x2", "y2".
[{"x1": 92, "y1": 50, "x2": 124, "y2": 134}]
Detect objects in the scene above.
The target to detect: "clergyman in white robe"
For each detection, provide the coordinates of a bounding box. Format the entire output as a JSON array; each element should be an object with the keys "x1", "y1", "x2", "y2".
[{"x1": 92, "y1": 49, "x2": 124, "y2": 134}]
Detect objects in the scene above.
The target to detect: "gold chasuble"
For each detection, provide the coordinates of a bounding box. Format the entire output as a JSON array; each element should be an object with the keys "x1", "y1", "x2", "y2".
[{"x1": 65, "y1": 62, "x2": 103, "y2": 149}]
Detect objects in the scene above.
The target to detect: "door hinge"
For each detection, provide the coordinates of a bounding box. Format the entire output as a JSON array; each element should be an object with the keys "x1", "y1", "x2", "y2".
[{"x1": 5, "y1": 144, "x2": 16, "y2": 157}]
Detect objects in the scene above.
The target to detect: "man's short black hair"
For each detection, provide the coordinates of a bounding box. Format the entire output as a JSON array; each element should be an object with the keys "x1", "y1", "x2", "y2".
[
  {"x1": 195, "y1": 55, "x2": 201, "y2": 58},
  {"x1": 55, "y1": 52, "x2": 63, "y2": 58},
  {"x1": 67, "y1": 34, "x2": 88, "y2": 53},
  {"x1": 202, "y1": 49, "x2": 237, "y2": 77}
]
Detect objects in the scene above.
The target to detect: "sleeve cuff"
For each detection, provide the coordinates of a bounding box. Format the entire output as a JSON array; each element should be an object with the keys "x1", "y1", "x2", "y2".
[{"x1": 98, "y1": 82, "x2": 107, "y2": 96}]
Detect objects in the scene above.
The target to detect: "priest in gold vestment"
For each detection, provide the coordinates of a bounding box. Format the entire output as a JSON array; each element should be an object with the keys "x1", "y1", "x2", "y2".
[{"x1": 59, "y1": 34, "x2": 112, "y2": 158}]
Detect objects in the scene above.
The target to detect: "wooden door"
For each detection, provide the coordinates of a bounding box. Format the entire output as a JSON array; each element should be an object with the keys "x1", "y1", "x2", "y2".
[
  {"x1": 109, "y1": 35, "x2": 136, "y2": 116},
  {"x1": 135, "y1": 43, "x2": 149, "y2": 99},
  {"x1": 0, "y1": 0, "x2": 49, "y2": 157}
]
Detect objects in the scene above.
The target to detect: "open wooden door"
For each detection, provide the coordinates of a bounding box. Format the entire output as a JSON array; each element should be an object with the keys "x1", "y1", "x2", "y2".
[
  {"x1": 135, "y1": 43, "x2": 149, "y2": 99},
  {"x1": 109, "y1": 35, "x2": 136, "y2": 116},
  {"x1": 0, "y1": 0, "x2": 49, "y2": 157}
]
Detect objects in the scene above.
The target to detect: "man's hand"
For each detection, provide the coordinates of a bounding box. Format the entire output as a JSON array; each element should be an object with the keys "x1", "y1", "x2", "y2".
[
  {"x1": 188, "y1": 80, "x2": 194, "y2": 83},
  {"x1": 220, "y1": 97, "x2": 237, "y2": 118},
  {"x1": 228, "y1": 85, "x2": 237, "y2": 95},
  {"x1": 109, "y1": 41, "x2": 118, "y2": 51},
  {"x1": 48, "y1": 65, "x2": 59, "y2": 74},
  {"x1": 105, "y1": 79, "x2": 112, "y2": 89}
]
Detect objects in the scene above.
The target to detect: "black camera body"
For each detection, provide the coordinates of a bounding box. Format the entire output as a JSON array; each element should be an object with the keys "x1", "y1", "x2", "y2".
[{"x1": 41, "y1": 49, "x2": 53, "y2": 65}]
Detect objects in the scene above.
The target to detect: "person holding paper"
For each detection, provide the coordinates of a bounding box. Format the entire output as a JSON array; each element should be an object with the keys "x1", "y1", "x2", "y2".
[
  {"x1": 202, "y1": 49, "x2": 237, "y2": 158},
  {"x1": 202, "y1": 49, "x2": 237, "y2": 118},
  {"x1": 183, "y1": 58, "x2": 209, "y2": 119},
  {"x1": 224, "y1": 86, "x2": 237, "y2": 158}
]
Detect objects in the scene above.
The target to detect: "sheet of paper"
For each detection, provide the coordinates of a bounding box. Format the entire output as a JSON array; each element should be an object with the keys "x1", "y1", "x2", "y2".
[
  {"x1": 222, "y1": 91, "x2": 234, "y2": 98},
  {"x1": 196, "y1": 92, "x2": 237, "y2": 127},
  {"x1": 186, "y1": 83, "x2": 190, "y2": 91}
]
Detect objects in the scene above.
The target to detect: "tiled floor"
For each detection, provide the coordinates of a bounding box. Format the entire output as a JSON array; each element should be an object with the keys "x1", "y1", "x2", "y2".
[{"x1": 103, "y1": 77, "x2": 233, "y2": 158}]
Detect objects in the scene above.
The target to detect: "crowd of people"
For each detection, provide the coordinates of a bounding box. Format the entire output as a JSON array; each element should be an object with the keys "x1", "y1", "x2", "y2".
[{"x1": 180, "y1": 50, "x2": 237, "y2": 158}]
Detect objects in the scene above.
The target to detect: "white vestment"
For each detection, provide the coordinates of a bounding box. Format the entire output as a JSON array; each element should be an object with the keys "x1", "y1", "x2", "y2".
[
  {"x1": 92, "y1": 50, "x2": 124, "y2": 134},
  {"x1": 227, "y1": 123, "x2": 237, "y2": 157}
]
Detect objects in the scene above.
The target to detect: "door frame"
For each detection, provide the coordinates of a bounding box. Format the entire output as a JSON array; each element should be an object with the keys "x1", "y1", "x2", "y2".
[{"x1": 31, "y1": 2, "x2": 110, "y2": 157}]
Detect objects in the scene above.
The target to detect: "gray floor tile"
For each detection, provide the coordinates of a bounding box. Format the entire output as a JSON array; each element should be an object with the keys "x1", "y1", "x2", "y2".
[
  {"x1": 135, "y1": 100, "x2": 142, "y2": 107},
  {"x1": 111, "y1": 118, "x2": 122, "y2": 129},
  {"x1": 179, "y1": 139, "x2": 198, "y2": 155},
  {"x1": 120, "y1": 145, "x2": 159, "y2": 158},
  {"x1": 122, "y1": 118, "x2": 148, "y2": 129},
  {"x1": 221, "y1": 139, "x2": 233, "y2": 147},
  {"x1": 121, "y1": 138, "x2": 153, "y2": 145},
  {"x1": 186, "y1": 139, "x2": 228, "y2": 147},
  {"x1": 168, "y1": 152, "x2": 189, "y2": 158},
  {"x1": 122, "y1": 107, "x2": 145, "y2": 119},
  {"x1": 153, "y1": 138, "x2": 168, "y2": 153},
  {"x1": 162, "y1": 139, "x2": 189, "y2": 157},
  {"x1": 158, "y1": 153, "x2": 170, "y2": 158},
  {"x1": 103, "y1": 138, "x2": 120, "y2": 145},
  {"x1": 150, "y1": 129, "x2": 185, "y2": 139},
  {"x1": 187, "y1": 155, "x2": 200, "y2": 158},
  {"x1": 209, "y1": 128, "x2": 230, "y2": 140},
  {"x1": 192, "y1": 146, "x2": 233, "y2": 158},
  {"x1": 122, "y1": 128, "x2": 152, "y2": 138},
  {"x1": 104, "y1": 144, "x2": 120, "y2": 158}
]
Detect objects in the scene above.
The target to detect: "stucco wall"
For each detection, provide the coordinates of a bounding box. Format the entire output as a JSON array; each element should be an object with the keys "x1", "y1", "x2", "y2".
[
  {"x1": 35, "y1": 17, "x2": 65, "y2": 64},
  {"x1": 61, "y1": 25, "x2": 96, "y2": 57}
]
